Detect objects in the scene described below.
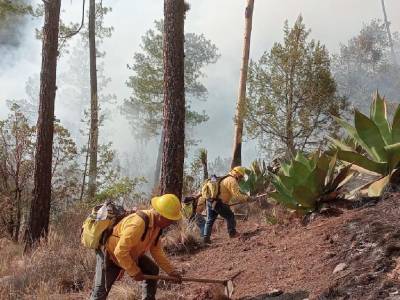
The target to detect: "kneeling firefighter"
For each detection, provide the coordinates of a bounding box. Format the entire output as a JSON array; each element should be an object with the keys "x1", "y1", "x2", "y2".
[
  {"x1": 88, "y1": 194, "x2": 183, "y2": 300},
  {"x1": 202, "y1": 166, "x2": 252, "y2": 243}
]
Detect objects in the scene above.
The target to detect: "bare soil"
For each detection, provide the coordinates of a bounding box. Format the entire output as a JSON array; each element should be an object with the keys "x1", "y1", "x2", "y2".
[{"x1": 165, "y1": 193, "x2": 400, "y2": 300}]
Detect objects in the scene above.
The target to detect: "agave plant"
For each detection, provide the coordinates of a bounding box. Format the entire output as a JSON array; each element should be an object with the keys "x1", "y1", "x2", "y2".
[
  {"x1": 270, "y1": 152, "x2": 353, "y2": 213},
  {"x1": 330, "y1": 92, "x2": 400, "y2": 196},
  {"x1": 239, "y1": 160, "x2": 270, "y2": 196}
]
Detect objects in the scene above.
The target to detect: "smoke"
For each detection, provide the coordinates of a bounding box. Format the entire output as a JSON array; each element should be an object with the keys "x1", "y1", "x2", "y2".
[
  {"x1": 2, "y1": 0, "x2": 400, "y2": 194},
  {"x1": 0, "y1": 0, "x2": 34, "y2": 68}
]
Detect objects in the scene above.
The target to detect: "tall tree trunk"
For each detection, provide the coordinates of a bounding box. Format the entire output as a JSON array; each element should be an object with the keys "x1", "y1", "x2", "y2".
[
  {"x1": 79, "y1": 132, "x2": 91, "y2": 201},
  {"x1": 160, "y1": 0, "x2": 186, "y2": 199},
  {"x1": 24, "y1": 0, "x2": 61, "y2": 251},
  {"x1": 153, "y1": 132, "x2": 163, "y2": 192},
  {"x1": 381, "y1": 0, "x2": 397, "y2": 65},
  {"x1": 231, "y1": 0, "x2": 255, "y2": 169},
  {"x1": 87, "y1": 0, "x2": 99, "y2": 200}
]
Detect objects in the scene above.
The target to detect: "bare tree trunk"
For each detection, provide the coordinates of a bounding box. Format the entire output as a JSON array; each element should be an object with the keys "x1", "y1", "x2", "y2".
[
  {"x1": 87, "y1": 0, "x2": 99, "y2": 200},
  {"x1": 160, "y1": 0, "x2": 186, "y2": 199},
  {"x1": 13, "y1": 189, "x2": 21, "y2": 242},
  {"x1": 24, "y1": 0, "x2": 61, "y2": 251},
  {"x1": 231, "y1": 0, "x2": 255, "y2": 169},
  {"x1": 381, "y1": 0, "x2": 397, "y2": 65},
  {"x1": 79, "y1": 132, "x2": 91, "y2": 201},
  {"x1": 153, "y1": 132, "x2": 163, "y2": 192}
]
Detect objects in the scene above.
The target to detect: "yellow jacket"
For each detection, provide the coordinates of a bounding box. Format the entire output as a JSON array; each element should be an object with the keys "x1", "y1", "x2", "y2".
[
  {"x1": 219, "y1": 175, "x2": 249, "y2": 204},
  {"x1": 106, "y1": 209, "x2": 175, "y2": 276}
]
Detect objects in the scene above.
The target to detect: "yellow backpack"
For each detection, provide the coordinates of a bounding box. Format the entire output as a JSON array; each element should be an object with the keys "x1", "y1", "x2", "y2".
[
  {"x1": 201, "y1": 175, "x2": 230, "y2": 200},
  {"x1": 81, "y1": 202, "x2": 127, "y2": 249}
]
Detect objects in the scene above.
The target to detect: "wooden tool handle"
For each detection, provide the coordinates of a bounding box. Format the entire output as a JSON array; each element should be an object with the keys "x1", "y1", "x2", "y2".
[{"x1": 142, "y1": 274, "x2": 227, "y2": 285}]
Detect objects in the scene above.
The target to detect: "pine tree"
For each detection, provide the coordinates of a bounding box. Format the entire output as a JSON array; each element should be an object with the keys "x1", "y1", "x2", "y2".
[
  {"x1": 160, "y1": 0, "x2": 186, "y2": 199},
  {"x1": 24, "y1": 0, "x2": 61, "y2": 251}
]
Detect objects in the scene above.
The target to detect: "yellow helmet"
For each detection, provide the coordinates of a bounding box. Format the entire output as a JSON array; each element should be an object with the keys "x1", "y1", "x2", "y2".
[
  {"x1": 230, "y1": 166, "x2": 247, "y2": 177},
  {"x1": 151, "y1": 194, "x2": 182, "y2": 221}
]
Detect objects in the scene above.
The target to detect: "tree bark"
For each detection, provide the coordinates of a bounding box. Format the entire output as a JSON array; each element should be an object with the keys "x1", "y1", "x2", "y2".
[
  {"x1": 231, "y1": 0, "x2": 255, "y2": 169},
  {"x1": 24, "y1": 0, "x2": 61, "y2": 250},
  {"x1": 160, "y1": 0, "x2": 186, "y2": 199},
  {"x1": 153, "y1": 132, "x2": 164, "y2": 193},
  {"x1": 87, "y1": 0, "x2": 99, "y2": 200},
  {"x1": 79, "y1": 132, "x2": 91, "y2": 201},
  {"x1": 381, "y1": 0, "x2": 397, "y2": 65}
]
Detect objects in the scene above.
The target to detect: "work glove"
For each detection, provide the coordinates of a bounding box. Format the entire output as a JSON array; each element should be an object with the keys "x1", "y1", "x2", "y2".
[
  {"x1": 168, "y1": 270, "x2": 183, "y2": 283},
  {"x1": 132, "y1": 271, "x2": 145, "y2": 281}
]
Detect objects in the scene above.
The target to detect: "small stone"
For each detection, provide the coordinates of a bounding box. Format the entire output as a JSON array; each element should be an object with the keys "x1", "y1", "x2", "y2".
[
  {"x1": 333, "y1": 262, "x2": 348, "y2": 274},
  {"x1": 325, "y1": 251, "x2": 335, "y2": 259},
  {"x1": 266, "y1": 289, "x2": 284, "y2": 297}
]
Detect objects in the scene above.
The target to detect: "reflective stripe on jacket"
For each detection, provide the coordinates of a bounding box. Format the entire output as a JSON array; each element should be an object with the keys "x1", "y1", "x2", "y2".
[{"x1": 106, "y1": 209, "x2": 174, "y2": 276}]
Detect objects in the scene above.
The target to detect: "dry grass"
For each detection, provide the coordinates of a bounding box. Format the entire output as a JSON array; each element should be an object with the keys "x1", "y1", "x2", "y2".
[
  {"x1": 0, "y1": 205, "x2": 95, "y2": 299},
  {"x1": 163, "y1": 219, "x2": 204, "y2": 255},
  {"x1": 107, "y1": 280, "x2": 141, "y2": 300},
  {"x1": 0, "y1": 206, "x2": 201, "y2": 299}
]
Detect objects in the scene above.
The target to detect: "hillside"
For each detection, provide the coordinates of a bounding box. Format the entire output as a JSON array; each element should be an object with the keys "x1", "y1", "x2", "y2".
[
  {"x1": 163, "y1": 193, "x2": 400, "y2": 300},
  {"x1": 2, "y1": 194, "x2": 400, "y2": 299}
]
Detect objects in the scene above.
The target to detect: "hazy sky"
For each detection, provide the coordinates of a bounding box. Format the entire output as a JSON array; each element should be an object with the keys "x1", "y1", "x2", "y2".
[{"x1": 1, "y1": 0, "x2": 399, "y2": 178}]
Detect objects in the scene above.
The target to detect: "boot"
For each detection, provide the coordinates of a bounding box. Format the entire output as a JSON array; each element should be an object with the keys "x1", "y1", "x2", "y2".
[
  {"x1": 229, "y1": 230, "x2": 240, "y2": 238},
  {"x1": 203, "y1": 236, "x2": 211, "y2": 244}
]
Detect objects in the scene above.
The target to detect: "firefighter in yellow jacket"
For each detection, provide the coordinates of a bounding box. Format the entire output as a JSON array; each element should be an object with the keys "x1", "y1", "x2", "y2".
[
  {"x1": 203, "y1": 166, "x2": 251, "y2": 244},
  {"x1": 90, "y1": 194, "x2": 182, "y2": 300}
]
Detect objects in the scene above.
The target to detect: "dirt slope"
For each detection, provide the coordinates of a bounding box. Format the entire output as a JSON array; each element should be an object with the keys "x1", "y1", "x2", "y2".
[{"x1": 167, "y1": 194, "x2": 400, "y2": 300}]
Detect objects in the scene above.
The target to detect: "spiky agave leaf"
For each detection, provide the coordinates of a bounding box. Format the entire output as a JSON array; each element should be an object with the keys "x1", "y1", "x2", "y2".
[
  {"x1": 392, "y1": 106, "x2": 400, "y2": 143},
  {"x1": 354, "y1": 110, "x2": 387, "y2": 162},
  {"x1": 370, "y1": 93, "x2": 392, "y2": 145},
  {"x1": 337, "y1": 150, "x2": 387, "y2": 174},
  {"x1": 271, "y1": 151, "x2": 352, "y2": 214},
  {"x1": 368, "y1": 175, "x2": 390, "y2": 197},
  {"x1": 330, "y1": 93, "x2": 400, "y2": 196}
]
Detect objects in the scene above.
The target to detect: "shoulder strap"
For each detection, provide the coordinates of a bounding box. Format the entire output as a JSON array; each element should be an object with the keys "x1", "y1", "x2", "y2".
[
  {"x1": 135, "y1": 210, "x2": 150, "y2": 241},
  {"x1": 155, "y1": 229, "x2": 163, "y2": 245},
  {"x1": 216, "y1": 174, "x2": 232, "y2": 199}
]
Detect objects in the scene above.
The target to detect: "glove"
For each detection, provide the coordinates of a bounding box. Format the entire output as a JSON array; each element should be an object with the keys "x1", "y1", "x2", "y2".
[
  {"x1": 133, "y1": 271, "x2": 145, "y2": 281},
  {"x1": 168, "y1": 270, "x2": 183, "y2": 283}
]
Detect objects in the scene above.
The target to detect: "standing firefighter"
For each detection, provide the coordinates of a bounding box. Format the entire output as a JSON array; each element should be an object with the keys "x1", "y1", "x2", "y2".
[
  {"x1": 202, "y1": 166, "x2": 251, "y2": 243},
  {"x1": 88, "y1": 194, "x2": 183, "y2": 300}
]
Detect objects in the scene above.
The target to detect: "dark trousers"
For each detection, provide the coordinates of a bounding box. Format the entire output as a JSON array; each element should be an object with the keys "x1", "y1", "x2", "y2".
[
  {"x1": 90, "y1": 250, "x2": 159, "y2": 300},
  {"x1": 204, "y1": 200, "x2": 236, "y2": 238}
]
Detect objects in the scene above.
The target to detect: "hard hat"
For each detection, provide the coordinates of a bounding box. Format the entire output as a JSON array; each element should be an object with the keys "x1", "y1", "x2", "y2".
[
  {"x1": 231, "y1": 166, "x2": 247, "y2": 177},
  {"x1": 151, "y1": 194, "x2": 182, "y2": 221}
]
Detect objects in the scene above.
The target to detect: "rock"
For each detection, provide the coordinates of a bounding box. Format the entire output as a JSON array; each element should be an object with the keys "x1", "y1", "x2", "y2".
[
  {"x1": 266, "y1": 289, "x2": 284, "y2": 297},
  {"x1": 333, "y1": 263, "x2": 348, "y2": 274},
  {"x1": 325, "y1": 251, "x2": 336, "y2": 259}
]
